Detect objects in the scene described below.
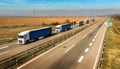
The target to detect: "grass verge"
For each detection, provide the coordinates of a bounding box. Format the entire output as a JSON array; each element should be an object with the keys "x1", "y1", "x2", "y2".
[{"x1": 102, "y1": 19, "x2": 120, "y2": 69}]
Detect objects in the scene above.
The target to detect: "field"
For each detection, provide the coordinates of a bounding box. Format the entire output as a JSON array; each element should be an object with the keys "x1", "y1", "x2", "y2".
[
  {"x1": 102, "y1": 17, "x2": 120, "y2": 69},
  {"x1": 0, "y1": 17, "x2": 90, "y2": 26},
  {"x1": 0, "y1": 17, "x2": 92, "y2": 45}
]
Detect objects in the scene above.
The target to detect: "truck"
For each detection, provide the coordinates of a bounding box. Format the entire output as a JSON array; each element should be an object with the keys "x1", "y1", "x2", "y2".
[
  {"x1": 92, "y1": 19, "x2": 95, "y2": 22},
  {"x1": 18, "y1": 27, "x2": 52, "y2": 44},
  {"x1": 56, "y1": 23, "x2": 71, "y2": 33},
  {"x1": 89, "y1": 19, "x2": 95, "y2": 23},
  {"x1": 75, "y1": 21, "x2": 84, "y2": 26},
  {"x1": 84, "y1": 20, "x2": 89, "y2": 24}
]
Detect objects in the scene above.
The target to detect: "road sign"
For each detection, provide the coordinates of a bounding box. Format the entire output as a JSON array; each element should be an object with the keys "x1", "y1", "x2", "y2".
[
  {"x1": 108, "y1": 22, "x2": 113, "y2": 26},
  {"x1": 108, "y1": 17, "x2": 112, "y2": 20}
]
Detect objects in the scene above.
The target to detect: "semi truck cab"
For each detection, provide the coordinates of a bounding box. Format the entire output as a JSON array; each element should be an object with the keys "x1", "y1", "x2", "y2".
[
  {"x1": 18, "y1": 31, "x2": 29, "y2": 44},
  {"x1": 75, "y1": 22, "x2": 80, "y2": 26},
  {"x1": 56, "y1": 25, "x2": 62, "y2": 33}
]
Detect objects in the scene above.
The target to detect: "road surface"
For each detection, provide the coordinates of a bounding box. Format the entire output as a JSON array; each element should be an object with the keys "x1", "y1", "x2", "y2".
[
  {"x1": 0, "y1": 19, "x2": 103, "y2": 61},
  {"x1": 16, "y1": 20, "x2": 107, "y2": 69}
]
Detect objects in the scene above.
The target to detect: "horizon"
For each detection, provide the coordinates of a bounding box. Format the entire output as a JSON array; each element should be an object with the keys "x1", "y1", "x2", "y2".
[{"x1": 0, "y1": 10, "x2": 120, "y2": 17}]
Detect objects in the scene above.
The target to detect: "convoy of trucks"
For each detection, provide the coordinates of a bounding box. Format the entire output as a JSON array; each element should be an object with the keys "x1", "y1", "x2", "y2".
[{"x1": 18, "y1": 19, "x2": 94, "y2": 44}]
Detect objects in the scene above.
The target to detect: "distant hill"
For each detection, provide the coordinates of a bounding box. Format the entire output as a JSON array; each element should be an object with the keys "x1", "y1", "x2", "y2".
[{"x1": 0, "y1": 9, "x2": 120, "y2": 17}]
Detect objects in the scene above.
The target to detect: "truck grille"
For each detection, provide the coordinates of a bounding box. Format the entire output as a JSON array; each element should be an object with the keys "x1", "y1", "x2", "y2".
[{"x1": 19, "y1": 40, "x2": 22, "y2": 44}]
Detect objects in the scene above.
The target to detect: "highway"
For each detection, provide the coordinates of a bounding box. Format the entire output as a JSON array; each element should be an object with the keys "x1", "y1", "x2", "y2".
[
  {"x1": 0, "y1": 19, "x2": 102, "y2": 61},
  {"x1": 16, "y1": 19, "x2": 107, "y2": 69}
]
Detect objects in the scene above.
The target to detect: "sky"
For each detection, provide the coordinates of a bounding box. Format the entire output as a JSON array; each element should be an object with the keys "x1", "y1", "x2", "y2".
[{"x1": 0, "y1": 0, "x2": 120, "y2": 10}]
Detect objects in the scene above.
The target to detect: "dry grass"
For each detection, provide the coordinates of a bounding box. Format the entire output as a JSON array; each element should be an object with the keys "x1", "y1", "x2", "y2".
[
  {"x1": 0, "y1": 17, "x2": 90, "y2": 26},
  {"x1": 102, "y1": 18, "x2": 120, "y2": 69}
]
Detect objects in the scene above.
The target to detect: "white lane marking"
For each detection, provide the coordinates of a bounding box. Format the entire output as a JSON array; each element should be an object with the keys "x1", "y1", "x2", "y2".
[
  {"x1": 0, "y1": 46, "x2": 8, "y2": 50},
  {"x1": 0, "y1": 51, "x2": 9, "y2": 55},
  {"x1": 89, "y1": 42, "x2": 93, "y2": 46},
  {"x1": 82, "y1": 34, "x2": 87, "y2": 39},
  {"x1": 85, "y1": 48, "x2": 89, "y2": 53},
  {"x1": 92, "y1": 39, "x2": 95, "y2": 42},
  {"x1": 94, "y1": 36, "x2": 97, "y2": 38},
  {"x1": 65, "y1": 44, "x2": 75, "y2": 53},
  {"x1": 93, "y1": 24, "x2": 107, "y2": 69},
  {"x1": 78, "y1": 56, "x2": 84, "y2": 63},
  {"x1": 96, "y1": 33, "x2": 98, "y2": 36}
]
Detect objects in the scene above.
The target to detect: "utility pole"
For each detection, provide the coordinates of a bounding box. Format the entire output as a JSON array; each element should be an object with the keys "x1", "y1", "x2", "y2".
[{"x1": 33, "y1": 9, "x2": 35, "y2": 16}]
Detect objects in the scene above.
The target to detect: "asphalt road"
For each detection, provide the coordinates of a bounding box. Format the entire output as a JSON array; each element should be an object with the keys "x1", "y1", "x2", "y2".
[
  {"x1": 16, "y1": 19, "x2": 107, "y2": 69},
  {"x1": 0, "y1": 19, "x2": 102, "y2": 61}
]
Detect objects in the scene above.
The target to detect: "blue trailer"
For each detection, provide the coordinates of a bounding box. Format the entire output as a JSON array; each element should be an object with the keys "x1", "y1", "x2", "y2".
[
  {"x1": 80, "y1": 21, "x2": 84, "y2": 26},
  {"x1": 56, "y1": 23, "x2": 71, "y2": 33},
  {"x1": 18, "y1": 27, "x2": 52, "y2": 44}
]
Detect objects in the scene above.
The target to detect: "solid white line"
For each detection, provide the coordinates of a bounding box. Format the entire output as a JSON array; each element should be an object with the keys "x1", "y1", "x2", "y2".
[
  {"x1": 92, "y1": 39, "x2": 95, "y2": 42},
  {"x1": 89, "y1": 42, "x2": 93, "y2": 46},
  {"x1": 0, "y1": 51, "x2": 9, "y2": 55},
  {"x1": 78, "y1": 56, "x2": 84, "y2": 63},
  {"x1": 0, "y1": 46, "x2": 8, "y2": 50},
  {"x1": 65, "y1": 44, "x2": 75, "y2": 53},
  {"x1": 93, "y1": 24, "x2": 107, "y2": 69},
  {"x1": 82, "y1": 34, "x2": 87, "y2": 39},
  {"x1": 85, "y1": 48, "x2": 89, "y2": 53}
]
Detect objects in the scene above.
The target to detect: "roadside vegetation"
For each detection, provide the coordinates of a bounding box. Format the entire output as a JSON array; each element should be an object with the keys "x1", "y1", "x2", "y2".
[{"x1": 102, "y1": 17, "x2": 120, "y2": 69}]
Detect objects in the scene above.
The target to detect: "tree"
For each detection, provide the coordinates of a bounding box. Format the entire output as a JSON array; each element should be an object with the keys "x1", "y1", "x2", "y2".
[
  {"x1": 51, "y1": 22, "x2": 60, "y2": 25},
  {"x1": 65, "y1": 19, "x2": 70, "y2": 23},
  {"x1": 42, "y1": 22, "x2": 46, "y2": 26}
]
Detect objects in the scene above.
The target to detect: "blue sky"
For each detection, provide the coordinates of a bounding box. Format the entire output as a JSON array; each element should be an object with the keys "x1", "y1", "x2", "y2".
[{"x1": 0, "y1": 0, "x2": 120, "y2": 10}]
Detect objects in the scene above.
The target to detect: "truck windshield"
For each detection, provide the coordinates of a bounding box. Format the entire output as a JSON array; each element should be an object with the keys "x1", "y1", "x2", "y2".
[
  {"x1": 18, "y1": 35, "x2": 26, "y2": 38},
  {"x1": 56, "y1": 27, "x2": 60, "y2": 29}
]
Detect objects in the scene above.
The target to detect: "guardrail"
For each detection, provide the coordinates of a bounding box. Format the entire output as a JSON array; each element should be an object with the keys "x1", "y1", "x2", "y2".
[
  {"x1": 0, "y1": 21, "x2": 102, "y2": 69},
  {"x1": 97, "y1": 23, "x2": 107, "y2": 69}
]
